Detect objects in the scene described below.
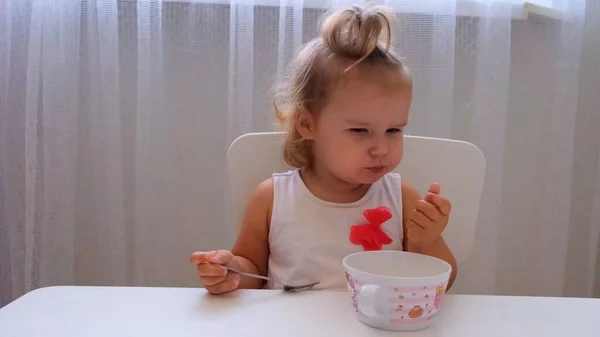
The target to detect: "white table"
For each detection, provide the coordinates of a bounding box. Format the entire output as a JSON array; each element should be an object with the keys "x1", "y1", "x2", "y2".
[{"x1": 0, "y1": 286, "x2": 598, "y2": 336}]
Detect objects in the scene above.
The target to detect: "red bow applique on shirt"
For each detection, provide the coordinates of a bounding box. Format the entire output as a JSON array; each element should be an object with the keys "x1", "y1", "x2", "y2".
[{"x1": 349, "y1": 206, "x2": 393, "y2": 251}]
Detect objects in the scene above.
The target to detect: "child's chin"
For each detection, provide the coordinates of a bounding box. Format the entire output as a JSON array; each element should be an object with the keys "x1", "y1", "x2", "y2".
[
  {"x1": 355, "y1": 172, "x2": 386, "y2": 184},
  {"x1": 338, "y1": 170, "x2": 386, "y2": 185}
]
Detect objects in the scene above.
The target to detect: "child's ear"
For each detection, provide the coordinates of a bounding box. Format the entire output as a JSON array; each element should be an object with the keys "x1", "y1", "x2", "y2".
[{"x1": 295, "y1": 107, "x2": 317, "y2": 140}]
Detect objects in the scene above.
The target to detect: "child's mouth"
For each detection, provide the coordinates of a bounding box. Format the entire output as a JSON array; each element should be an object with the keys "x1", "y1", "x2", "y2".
[{"x1": 367, "y1": 166, "x2": 385, "y2": 174}]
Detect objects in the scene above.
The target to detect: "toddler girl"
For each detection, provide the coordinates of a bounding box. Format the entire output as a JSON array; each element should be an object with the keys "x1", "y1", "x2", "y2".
[{"x1": 190, "y1": 4, "x2": 457, "y2": 295}]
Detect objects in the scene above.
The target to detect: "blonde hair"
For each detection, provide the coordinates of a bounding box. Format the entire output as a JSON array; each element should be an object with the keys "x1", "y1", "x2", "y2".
[{"x1": 273, "y1": 5, "x2": 408, "y2": 168}]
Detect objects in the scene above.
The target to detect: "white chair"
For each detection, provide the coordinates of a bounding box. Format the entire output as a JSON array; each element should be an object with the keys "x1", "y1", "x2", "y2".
[{"x1": 227, "y1": 132, "x2": 486, "y2": 263}]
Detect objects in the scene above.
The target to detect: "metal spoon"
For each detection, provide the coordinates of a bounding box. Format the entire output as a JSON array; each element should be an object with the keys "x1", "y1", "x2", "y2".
[{"x1": 218, "y1": 264, "x2": 319, "y2": 292}]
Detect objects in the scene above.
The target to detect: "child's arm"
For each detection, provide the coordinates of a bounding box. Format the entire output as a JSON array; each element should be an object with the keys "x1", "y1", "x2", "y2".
[
  {"x1": 229, "y1": 178, "x2": 273, "y2": 289},
  {"x1": 401, "y1": 183, "x2": 458, "y2": 290}
]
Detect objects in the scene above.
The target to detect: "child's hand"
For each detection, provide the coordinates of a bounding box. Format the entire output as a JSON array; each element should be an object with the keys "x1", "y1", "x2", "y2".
[
  {"x1": 406, "y1": 183, "x2": 451, "y2": 250},
  {"x1": 189, "y1": 250, "x2": 241, "y2": 295}
]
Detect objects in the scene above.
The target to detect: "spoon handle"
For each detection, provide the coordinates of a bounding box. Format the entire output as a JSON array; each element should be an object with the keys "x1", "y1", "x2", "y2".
[{"x1": 218, "y1": 264, "x2": 276, "y2": 283}]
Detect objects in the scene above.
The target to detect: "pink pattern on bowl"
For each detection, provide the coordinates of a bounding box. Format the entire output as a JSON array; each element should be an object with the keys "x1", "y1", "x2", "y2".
[{"x1": 342, "y1": 251, "x2": 452, "y2": 332}]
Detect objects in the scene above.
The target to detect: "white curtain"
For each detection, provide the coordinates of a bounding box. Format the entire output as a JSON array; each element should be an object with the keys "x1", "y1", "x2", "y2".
[{"x1": 1, "y1": 0, "x2": 599, "y2": 307}]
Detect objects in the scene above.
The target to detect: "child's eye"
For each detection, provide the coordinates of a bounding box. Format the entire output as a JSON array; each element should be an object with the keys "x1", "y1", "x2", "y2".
[
  {"x1": 387, "y1": 128, "x2": 403, "y2": 134},
  {"x1": 349, "y1": 128, "x2": 369, "y2": 134}
]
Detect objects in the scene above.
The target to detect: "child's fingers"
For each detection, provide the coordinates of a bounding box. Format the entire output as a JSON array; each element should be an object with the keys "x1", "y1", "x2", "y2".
[
  {"x1": 197, "y1": 263, "x2": 228, "y2": 277},
  {"x1": 415, "y1": 200, "x2": 439, "y2": 222},
  {"x1": 200, "y1": 275, "x2": 227, "y2": 286},
  {"x1": 424, "y1": 193, "x2": 451, "y2": 215},
  {"x1": 205, "y1": 274, "x2": 240, "y2": 295},
  {"x1": 189, "y1": 251, "x2": 216, "y2": 265},
  {"x1": 210, "y1": 250, "x2": 235, "y2": 265},
  {"x1": 190, "y1": 250, "x2": 234, "y2": 265},
  {"x1": 428, "y1": 183, "x2": 441, "y2": 195},
  {"x1": 410, "y1": 209, "x2": 432, "y2": 228}
]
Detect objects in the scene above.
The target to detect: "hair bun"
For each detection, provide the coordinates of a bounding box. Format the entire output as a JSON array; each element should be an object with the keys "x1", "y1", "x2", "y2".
[{"x1": 320, "y1": 5, "x2": 396, "y2": 62}]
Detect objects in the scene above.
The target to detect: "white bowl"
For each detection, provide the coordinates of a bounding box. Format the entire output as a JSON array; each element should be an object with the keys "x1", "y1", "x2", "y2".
[{"x1": 342, "y1": 250, "x2": 452, "y2": 331}]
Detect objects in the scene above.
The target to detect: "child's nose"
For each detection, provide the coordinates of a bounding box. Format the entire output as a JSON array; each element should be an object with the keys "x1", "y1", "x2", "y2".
[{"x1": 370, "y1": 139, "x2": 388, "y2": 156}]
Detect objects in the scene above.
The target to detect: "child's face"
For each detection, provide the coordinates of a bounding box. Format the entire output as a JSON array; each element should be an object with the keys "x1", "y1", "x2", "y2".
[{"x1": 309, "y1": 69, "x2": 412, "y2": 185}]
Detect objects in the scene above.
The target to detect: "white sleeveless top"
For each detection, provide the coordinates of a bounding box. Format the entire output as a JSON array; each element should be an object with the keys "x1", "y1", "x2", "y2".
[{"x1": 267, "y1": 169, "x2": 404, "y2": 290}]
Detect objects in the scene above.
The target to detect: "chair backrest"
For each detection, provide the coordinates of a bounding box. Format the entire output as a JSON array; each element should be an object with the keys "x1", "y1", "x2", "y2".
[{"x1": 227, "y1": 132, "x2": 486, "y2": 263}]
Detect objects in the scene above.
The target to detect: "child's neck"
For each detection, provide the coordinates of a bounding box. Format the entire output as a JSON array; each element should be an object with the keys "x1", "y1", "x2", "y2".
[{"x1": 299, "y1": 166, "x2": 370, "y2": 204}]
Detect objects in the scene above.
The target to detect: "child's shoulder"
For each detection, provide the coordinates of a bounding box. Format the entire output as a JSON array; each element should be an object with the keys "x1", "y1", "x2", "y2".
[
  {"x1": 271, "y1": 169, "x2": 298, "y2": 179},
  {"x1": 244, "y1": 177, "x2": 274, "y2": 215},
  {"x1": 252, "y1": 169, "x2": 297, "y2": 195},
  {"x1": 400, "y1": 182, "x2": 421, "y2": 221},
  {"x1": 253, "y1": 177, "x2": 275, "y2": 200},
  {"x1": 377, "y1": 172, "x2": 420, "y2": 210},
  {"x1": 245, "y1": 170, "x2": 300, "y2": 224},
  {"x1": 381, "y1": 171, "x2": 419, "y2": 202},
  {"x1": 401, "y1": 182, "x2": 420, "y2": 201}
]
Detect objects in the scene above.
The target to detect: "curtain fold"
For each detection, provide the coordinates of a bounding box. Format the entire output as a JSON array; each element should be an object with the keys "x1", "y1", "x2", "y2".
[{"x1": 1, "y1": 0, "x2": 599, "y2": 307}]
